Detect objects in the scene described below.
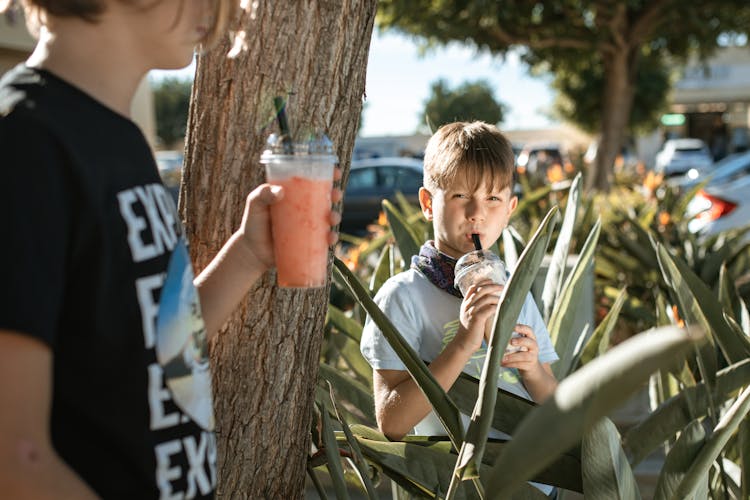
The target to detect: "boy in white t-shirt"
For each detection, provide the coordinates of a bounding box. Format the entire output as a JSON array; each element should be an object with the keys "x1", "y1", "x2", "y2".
[{"x1": 360, "y1": 121, "x2": 559, "y2": 442}]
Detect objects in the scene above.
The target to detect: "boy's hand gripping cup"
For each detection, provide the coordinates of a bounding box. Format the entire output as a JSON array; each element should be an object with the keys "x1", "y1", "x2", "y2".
[
  {"x1": 454, "y1": 249, "x2": 523, "y2": 353},
  {"x1": 261, "y1": 132, "x2": 336, "y2": 288}
]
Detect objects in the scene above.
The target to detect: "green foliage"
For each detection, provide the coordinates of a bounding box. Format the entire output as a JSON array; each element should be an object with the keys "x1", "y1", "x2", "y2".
[
  {"x1": 420, "y1": 79, "x2": 505, "y2": 132},
  {"x1": 152, "y1": 77, "x2": 192, "y2": 147},
  {"x1": 549, "y1": 48, "x2": 671, "y2": 135},
  {"x1": 316, "y1": 173, "x2": 750, "y2": 498}
]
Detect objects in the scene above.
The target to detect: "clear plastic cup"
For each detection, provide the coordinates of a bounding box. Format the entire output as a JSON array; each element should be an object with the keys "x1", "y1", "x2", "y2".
[
  {"x1": 261, "y1": 132, "x2": 336, "y2": 288},
  {"x1": 454, "y1": 250, "x2": 522, "y2": 353}
]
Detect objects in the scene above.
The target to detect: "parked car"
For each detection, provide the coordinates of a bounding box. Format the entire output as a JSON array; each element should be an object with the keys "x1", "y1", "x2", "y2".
[
  {"x1": 341, "y1": 157, "x2": 423, "y2": 235},
  {"x1": 654, "y1": 138, "x2": 712, "y2": 177},
  {"x1": 155, "y1": 150, "x2": 183, "y2": 202},
  {"x1": 515, "y1": 142, "x2": 569, "y2": 183},
  {"x1": 685, "y1": 150, "x2": 750, "y2": 238}
]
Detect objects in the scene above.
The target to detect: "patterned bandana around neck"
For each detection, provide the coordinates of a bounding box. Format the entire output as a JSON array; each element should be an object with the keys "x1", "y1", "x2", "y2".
[{"x1": 410, "y1": 241, "x2": 462, "y2": 298}]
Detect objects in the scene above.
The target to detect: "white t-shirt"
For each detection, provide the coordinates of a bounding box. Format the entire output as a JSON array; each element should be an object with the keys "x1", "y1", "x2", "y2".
[{"x1": 360, "y1": 268, "x2": 559, "y2": 437}]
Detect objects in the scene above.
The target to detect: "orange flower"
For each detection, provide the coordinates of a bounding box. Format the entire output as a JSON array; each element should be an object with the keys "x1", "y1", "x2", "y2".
[
  {"x1": 342, "y1": 245, "x2": 362, "y2": 271},
  {"x1": 563, "y1": 161, "x2": 575, "y2": 173},
  {"x1": 546, "y1": 163, "x2": 565, "y2": 183},
  {"x1": 671, "y1": 305, "x2": 685, "y2": 328},
  {"x1": 643, "y1": 171, "x2": 664, "y2": 193},
  {"x1": 658, "y1": 211, "x2": 671, "y2": 227},
  {"x1": 377, "y1": 210, "x2": 388, "y2": 226}
]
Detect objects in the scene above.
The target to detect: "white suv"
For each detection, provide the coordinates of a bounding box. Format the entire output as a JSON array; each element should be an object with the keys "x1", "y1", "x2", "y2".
[{"x1": 654, "y1": 138, "x2": 712, "y2": 177}]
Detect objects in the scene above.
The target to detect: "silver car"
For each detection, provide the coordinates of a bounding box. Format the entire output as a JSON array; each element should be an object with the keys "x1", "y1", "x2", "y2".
[
  {"x1": 655, "y1": 138, "x2": 713, "y2": 177},
  {"x1": 686, "y1": 151, "x2": 750, "y2": 239}
]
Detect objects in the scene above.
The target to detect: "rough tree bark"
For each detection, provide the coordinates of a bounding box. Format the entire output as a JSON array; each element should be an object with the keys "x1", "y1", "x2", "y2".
[{"x1": 179, "y1": 1, "x2": 377, "y2": 497}]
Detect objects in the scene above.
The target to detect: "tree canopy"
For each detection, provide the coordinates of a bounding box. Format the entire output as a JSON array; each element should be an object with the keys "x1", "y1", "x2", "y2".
[
  {"x1": 420, "y1": 79, "x2": 505, "y2": 132},
  {"x1": 377, "y1": 0, "x2": 750, "y2": 190},
  {"x1": 152, "y1": 76, "x2": 191, "y2": 148}
]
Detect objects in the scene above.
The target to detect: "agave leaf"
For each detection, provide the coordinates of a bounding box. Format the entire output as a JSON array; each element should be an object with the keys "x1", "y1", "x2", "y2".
[
  {"x1": 622, "y1": 218, "x2": 660, "y2": 270},
  {"x1": 581, "y1": 418, "x2": 641, "y2": 500},
  {"x1": 541, "y1": 172, "x2": 582, "y2": 323},
  {"x1": 718, "y1": 265, "x2": 750, "y2": 334},
  {"x1": 451, "y1": 207, "x2": 557, "y2": 484},
  {"x1": 318, "y1": 402, "x2": 352, "y2": 500},
  {"x1": 448, "y1": 373, "x2": 535, "y2": 437},
  {"x1": 623, "y1": 358, "x2": 750, "y2": 465},
  {"x1": 319, "y1": 363, "x2": 376, "y2": 425},
  {"x1": 673, "y1": 387, "x2": 750, "y2": 499},
  {"x1": 502, "y1": 226, "x2": 521, "y2": 270},
  {"x1": 740, "y1": 418, "x2": 750, "y2": 500},
  {"x1": 382, "y1": 199, "x2": 421, "y2": 265},
  {"x1": 512, "y1": 185, "x2": 553, "y2": 220},
  {"x1": 577, "y1": 287, "x2": 627, "y2": 367},
  {"x1": 307, "y1": 463, "x2": 331, "y2": 500},
  {"x1": 370, "y1": 244, "x2": 392, "y2": 295},
  {"x1": 548, "y1": 219, "x2": 601, "y2": 378},
  {"x1": 395, "y1": 191, "x2": 420, "y2": 218},
  {"x1": 657, "y1": 244, "x2": 750, "y2": 365},
  {"x1": 672, "y1": 180, "x2": 707, "y2": 220},
  {"x1": 344, "y1": 428, "x2": 572, "y2": 498},
  {"x1": 327, "y1": 305, "x2": 363, "y2": 343},
  {"x1": 652, "y1": 419, "x2": 707, "y2": 500},
  {"x1": 700, "y1": 236, "x2": 750, "y2": 285},
  {"x1": 484, "y1": 326, "x2": 704, "y2": 498},
  {"x1": 332, "y1": 258, "x2": 465, "y2": 446},
  {"x1": 334, "y1": 334, "x2": 373, "y2": 386},
  {"x1": 326, "y1": 383, "x2": 379, "y2": 499}
]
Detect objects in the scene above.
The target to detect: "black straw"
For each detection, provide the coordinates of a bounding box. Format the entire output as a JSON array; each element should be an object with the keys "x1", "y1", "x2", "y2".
[
  {"x1": 472, "y1": 233, "x2": 482, "y2": 251},
  {"x1": 273, "y1": 96, "x2": 294, "y2": 154}
]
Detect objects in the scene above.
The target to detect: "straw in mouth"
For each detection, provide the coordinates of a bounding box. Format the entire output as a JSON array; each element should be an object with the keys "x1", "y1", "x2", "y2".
[{"x1": 471, "y1": 233, "x2": 482, "y2": 251}]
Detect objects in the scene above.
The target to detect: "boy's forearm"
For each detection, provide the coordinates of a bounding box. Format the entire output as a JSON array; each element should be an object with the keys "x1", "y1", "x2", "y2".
[
  {"x1": 377, "y1": 340, "x2": 476, "y2": 439},
  {"x1": 522, "y1": 363, "x2": 558, "y2": 403},
  {"x1": 195, "y1": 232, "x2": 268, "y2": 340}
]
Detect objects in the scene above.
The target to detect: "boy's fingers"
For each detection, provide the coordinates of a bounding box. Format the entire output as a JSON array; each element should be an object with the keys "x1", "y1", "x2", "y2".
[
  {"x1": 249, "y1": 183, "x2": 284, "y2": 207},
  {"x1": 334, "y1": 166, "x2": 343, "y2": 181},
  {"x1": 331, "y1": 187, "x2": 343, "y2": 203}
]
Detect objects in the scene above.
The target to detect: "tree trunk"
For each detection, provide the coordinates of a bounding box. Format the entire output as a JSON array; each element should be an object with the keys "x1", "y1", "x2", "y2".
[
  {"x1": 180, "y1": 2, "x2": 377, "y2": 497},
  {"x1": 590, "y1": 48, "x2": 637, "y2": 192}
]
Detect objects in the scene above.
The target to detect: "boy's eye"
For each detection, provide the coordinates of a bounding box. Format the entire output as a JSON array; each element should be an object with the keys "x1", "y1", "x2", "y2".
[
  {"x1": 488, "y1": 196, "x2": 502, "y2": 202},
  {"x1": 452, "y1": 193, "x2": 468, "y2": 199}
]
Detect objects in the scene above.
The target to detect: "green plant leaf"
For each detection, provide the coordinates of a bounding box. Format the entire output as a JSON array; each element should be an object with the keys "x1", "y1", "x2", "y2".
[
  {"x1": 484, "y1": 326, "x2": 704, "y2": 498},
  {"x1": 382, "y1": 199, "x2": 421, "y2": 265},
  {"x1": 448, "y1": 372, "x2": 536, "y2": 437},
  {"x1": 326, "y1": 383, "x2": 379, "y2": 499},
  {"x1": 318, "y1": 401, "x2": 352, "y2": 500},
  {"x1": 740, "y1": 417, "x2": 750, "y2": 500},
  {"x1": 332, "y1": 258, "x2": 465, "y2": 447},
  {"x1": 319, "y1": 363, "x2": 376, "y2": 426},
  {"x1": 512, "y1": 185, "x2": 552, "y2": 220},
  {"x1": 327, "y1": 304, "x2": 364, "y2": 343},
  {"x1": 673, "y1": 387, "x2": 750, "y2": 499},
  {"x1": 502, "y1": 226, "x2": 522, "y2": 270},
  {"x1": 718, "y1": 264, "x2": 750, "y2": 334},
  {"x1": 577, "y1": 287, "x2": 627, "y2": 367},
  {"x1": 623, "y1": 358, "x2": 750, "y2": 465},
  {"x1": 370, "y1": 244, "x2": 392, "y2": 295},
  {"x1": 653, "y1": 419, "x2": 707, "y2": 500},
  {"x1": 541, "y1": 172, "x2": 581, "y2": 323},
  {"x1": 334, "y1": 334, "x2": 373, "y2": 387},
  {"x1": 581, "y1": 418, "x2": 641, "y2": 500},
  {"x1": 657, "y1": 244, "x2": 750, "y2": 365},
  {"x1": 451, "y1": 207, "x2": 558, "y2": 486},
  {"x1": 343, "y1": 427, "x2": 578, "y2": 497},
  {"x1": 699, "y1": 236, "x2": 750, "y2": 286},
  {"x1": 547, "y1": 218, "x2": 601, "y2": 378}
]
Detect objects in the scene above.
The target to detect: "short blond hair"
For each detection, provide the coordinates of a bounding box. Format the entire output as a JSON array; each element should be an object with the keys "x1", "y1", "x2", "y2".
[
  {"x1": 14, "y1": 0, "x2": 234, "y2": 47},
  {"x1": 423, "y1": 121, "x2": 515, "y2": 194}
]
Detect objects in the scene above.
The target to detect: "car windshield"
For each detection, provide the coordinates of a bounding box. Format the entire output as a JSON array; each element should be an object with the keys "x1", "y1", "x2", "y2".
[{"x1": 675, "y1": 147, "x2": 705, "y2": 154}]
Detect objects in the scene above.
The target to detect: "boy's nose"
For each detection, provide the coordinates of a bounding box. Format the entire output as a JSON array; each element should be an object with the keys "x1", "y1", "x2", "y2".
[{"x1": 466, "y1": 199, "x2": 485, "y2": 221}]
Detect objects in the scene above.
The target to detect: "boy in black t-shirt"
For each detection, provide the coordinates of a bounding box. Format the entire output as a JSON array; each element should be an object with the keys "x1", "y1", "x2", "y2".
[{"x1": 0, "y1": 1, "x2": 342, "y2": 498}]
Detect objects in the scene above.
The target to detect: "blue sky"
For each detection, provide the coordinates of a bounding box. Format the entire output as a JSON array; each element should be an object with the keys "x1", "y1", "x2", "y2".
[{"x1": 150, "y1": 31, "x2": 557, "y2": 137}]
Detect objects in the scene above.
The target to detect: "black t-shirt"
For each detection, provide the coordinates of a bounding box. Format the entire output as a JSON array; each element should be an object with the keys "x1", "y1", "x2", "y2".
[{"x1": 0, "y1": 65, "x2": 216, "y2": 499}]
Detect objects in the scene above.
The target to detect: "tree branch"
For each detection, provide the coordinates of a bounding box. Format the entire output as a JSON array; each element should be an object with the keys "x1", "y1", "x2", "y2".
[
  {"x1": 486, "y1": 24, "x2": 595, "y2": 51},
  {"x1": 629, "y1": 0, "x2": 673, "y2": 47}
]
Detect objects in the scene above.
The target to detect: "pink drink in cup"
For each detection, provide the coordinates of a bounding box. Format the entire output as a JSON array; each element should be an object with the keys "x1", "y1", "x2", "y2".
[{"x1": 261, "y1": 137, "x2": 336, "y2": 288}]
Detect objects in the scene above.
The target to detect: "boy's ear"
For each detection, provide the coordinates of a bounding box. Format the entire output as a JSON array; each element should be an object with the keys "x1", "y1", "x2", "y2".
[
  {"x1": 508, "y1": 195, "x2": 519, "y2": 214},
  {"x1": 418, "y1": 187, "x2": 433, "y2": 220}
]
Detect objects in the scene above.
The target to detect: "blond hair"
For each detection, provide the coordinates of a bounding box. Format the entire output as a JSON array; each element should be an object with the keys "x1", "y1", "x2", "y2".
[
  {"x1": 423, "y1": 121, "x2": 516, "y2": 194},
  {"x1": 13, "y1": 0, "x2": 234, "y2": 47}
]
